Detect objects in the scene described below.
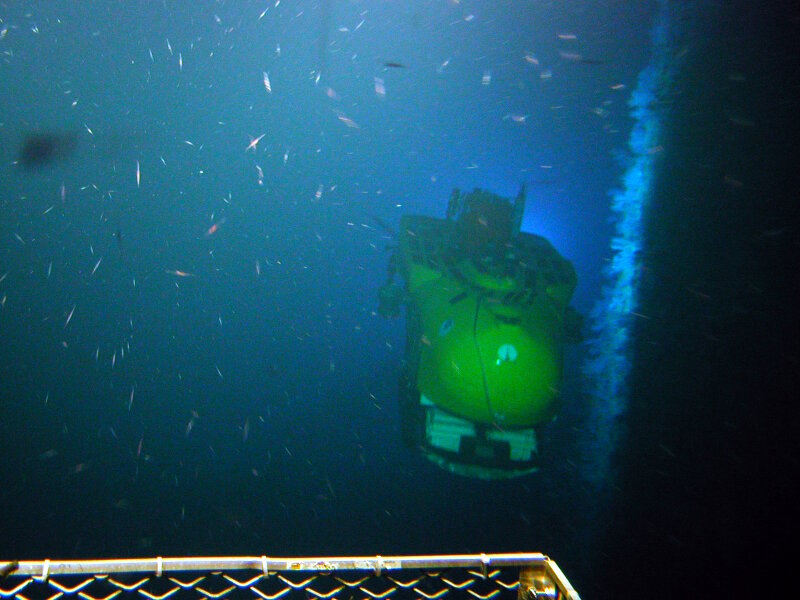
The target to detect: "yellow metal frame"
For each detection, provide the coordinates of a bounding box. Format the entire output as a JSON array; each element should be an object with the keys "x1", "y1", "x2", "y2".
[{"x1": 2, "y1": 553, "x2": 579, "y2": 599}]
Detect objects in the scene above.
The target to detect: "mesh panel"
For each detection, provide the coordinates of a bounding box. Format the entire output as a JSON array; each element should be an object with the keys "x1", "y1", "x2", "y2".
[{"x1": 1, "y1": 554, "x2": 579, "y2": 600}]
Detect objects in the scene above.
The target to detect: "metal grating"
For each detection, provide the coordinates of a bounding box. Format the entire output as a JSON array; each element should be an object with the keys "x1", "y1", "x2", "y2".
[{"x1": 1, "y1": 554, "x2": 579, "y2": 600}]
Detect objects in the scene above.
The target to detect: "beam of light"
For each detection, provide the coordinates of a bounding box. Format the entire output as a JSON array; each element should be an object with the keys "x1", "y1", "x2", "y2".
[{"x1": 582, "y1": 1, "x2": 687, "y2": 485}]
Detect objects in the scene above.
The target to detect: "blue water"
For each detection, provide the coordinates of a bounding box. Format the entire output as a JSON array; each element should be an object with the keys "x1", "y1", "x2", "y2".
[
  {"x1": 0, "y1": 0, "x2": 653, "y2": 565},
  {"x1": 4, "y1": 1, "x2": 793, "y2": 597}
]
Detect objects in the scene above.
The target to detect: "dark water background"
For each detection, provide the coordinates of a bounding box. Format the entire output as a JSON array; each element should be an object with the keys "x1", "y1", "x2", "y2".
[{"x1": 1, "y1": 1, "x2": 797, "y2": 598}]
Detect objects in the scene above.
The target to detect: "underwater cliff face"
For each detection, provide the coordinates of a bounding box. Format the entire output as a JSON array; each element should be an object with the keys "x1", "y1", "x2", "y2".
[{"x1": 592, "y1": 1, "x2": 800, "y2": 597}]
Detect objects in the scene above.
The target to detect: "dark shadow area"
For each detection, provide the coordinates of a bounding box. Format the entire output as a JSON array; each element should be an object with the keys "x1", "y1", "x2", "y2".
[{"x1": 16, "y1": 132, "x2": 79, "y2": 169}]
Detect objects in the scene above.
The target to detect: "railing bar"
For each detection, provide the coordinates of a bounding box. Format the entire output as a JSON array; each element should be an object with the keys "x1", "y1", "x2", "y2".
[
  {"x1": 544, "y1": 560, "x2": 582, "y2": 600},
  {"x1": 7, "y1": 554, "x2": 549, "y2": 577}
]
